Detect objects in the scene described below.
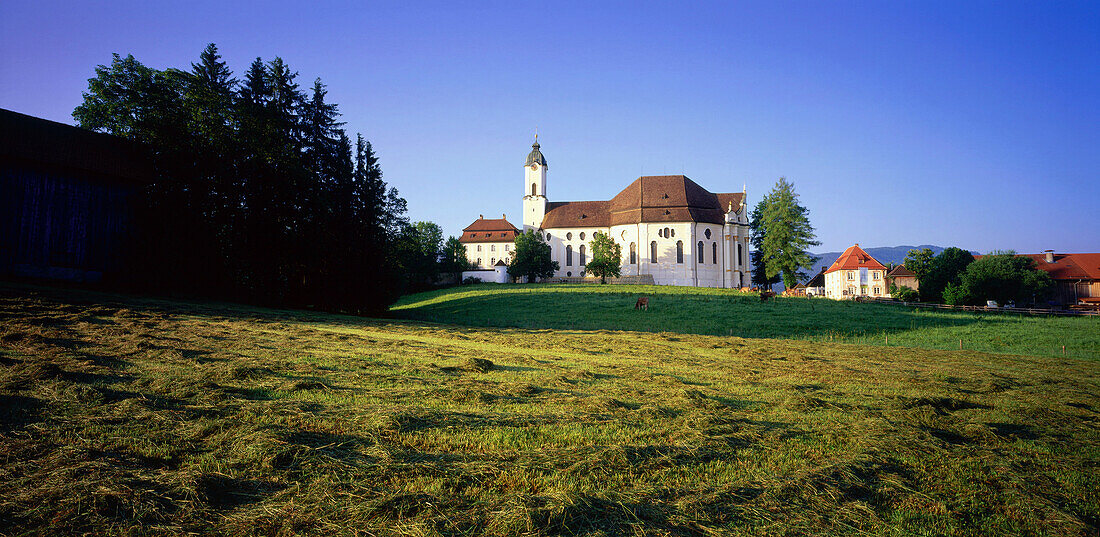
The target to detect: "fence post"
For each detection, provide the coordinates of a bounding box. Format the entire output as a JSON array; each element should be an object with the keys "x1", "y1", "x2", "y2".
[{"x1": 959, "y1": 339, "x2": 962, "y2": 350}]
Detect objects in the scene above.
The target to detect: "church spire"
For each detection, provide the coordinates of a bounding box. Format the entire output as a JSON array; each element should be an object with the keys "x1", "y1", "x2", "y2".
[{"x1": 525, "y1": 135, "x2": 548, "y2": 168}]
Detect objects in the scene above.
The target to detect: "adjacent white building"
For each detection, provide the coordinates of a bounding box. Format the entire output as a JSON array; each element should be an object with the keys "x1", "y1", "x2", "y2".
[{"x1": 461, "y1": 139, "x2": 752, "y2": 288}]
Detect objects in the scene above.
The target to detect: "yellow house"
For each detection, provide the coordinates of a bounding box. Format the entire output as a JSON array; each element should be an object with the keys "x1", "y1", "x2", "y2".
[{"x1": 824, "y1": 244, "x2": 890, "y2": 299}]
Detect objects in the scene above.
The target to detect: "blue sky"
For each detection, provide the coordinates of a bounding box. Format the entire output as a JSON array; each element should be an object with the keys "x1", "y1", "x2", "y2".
[{"x1": 2, "y1": 1, "x2": 1097, "y2": 253}]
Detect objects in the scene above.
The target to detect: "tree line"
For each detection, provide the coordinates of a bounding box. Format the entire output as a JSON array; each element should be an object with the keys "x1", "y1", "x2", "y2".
[
  {"x1": 898, "y1": 248, "x2": 1052, "y2": 306},
  {"x1": 73, "y1": 44, "x2": 448, "y2": 313}
]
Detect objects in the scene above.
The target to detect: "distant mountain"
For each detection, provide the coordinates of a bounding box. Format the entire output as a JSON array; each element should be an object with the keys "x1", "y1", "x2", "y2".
[
  {"x1": 766, "y1": 245, "x2": 975, "y2": 290},
  {"x1": 807, "y1": 245, "x2": 957, "y2": 277}
]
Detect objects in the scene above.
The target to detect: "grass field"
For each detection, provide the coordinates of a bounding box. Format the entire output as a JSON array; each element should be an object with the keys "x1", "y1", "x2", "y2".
[
  {"x1": 1, "y1": 283, "x2": 1099, "y2": 535},
  {"x1": 392, "y1": 284, "x2": 1100, "y2": 360}
]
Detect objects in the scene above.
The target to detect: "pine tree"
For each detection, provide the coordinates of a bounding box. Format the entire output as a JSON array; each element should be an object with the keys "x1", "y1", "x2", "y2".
[{"x1": 751, "y1": 178, "x2": 820, "y2": 289}]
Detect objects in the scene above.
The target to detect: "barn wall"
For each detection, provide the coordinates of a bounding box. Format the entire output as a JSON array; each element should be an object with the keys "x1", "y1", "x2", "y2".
[{"x1": 0, "y1": 163, "x2": 137, "y2": 282}]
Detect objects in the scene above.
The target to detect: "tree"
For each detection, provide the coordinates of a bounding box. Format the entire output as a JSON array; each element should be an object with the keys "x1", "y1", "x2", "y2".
[
  {"x1": 891, "y1": 285, "x2": 919, "y2": 302},
  {"x1": 950, "y1": 252, "x2": 1053, "y2": 306},
  {"x1": 508, "y1": 231, "x2": 558, "y2": 283},
  {"x1": 440, "y1": 237, "x2": 470, "y2": 274},
  {"x1": 919, "y1": 247, "x2": 974, "y2": 303},
  {"x1": 584, "y1": 232, "x2": 622, "y2": 284},
  {"x1": 903, "y1": 248, "x2": 935, "y2": 281},
  {"x1": 750, "y1": 178, "x2": 820, "y2": 289}
]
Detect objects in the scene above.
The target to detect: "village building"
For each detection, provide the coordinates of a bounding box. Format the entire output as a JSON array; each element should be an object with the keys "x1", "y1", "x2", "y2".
[
  {"x1": 460, "y1": 139, "x2": 752, "y2": 287},
  {"x1": 887, "y1": 265, "x2": 919, "y2": 292},
  {"x1": 1013, "y1": 251, "x2": 1100, "y2": 306},
  {"x1": 458, "y1": 215, "x2": 521, "y2": 269},
  {"x1": 824, "y1": 244, "x2": 890, "y2": 299},
  {"x1": 804, "y1": 268, "x2": 826, "y2": 297}
]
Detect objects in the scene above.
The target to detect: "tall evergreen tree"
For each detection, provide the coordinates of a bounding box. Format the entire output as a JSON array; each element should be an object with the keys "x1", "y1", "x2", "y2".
[{"x1": 750, "y1": 178, "x2": 820, "y2": 289}]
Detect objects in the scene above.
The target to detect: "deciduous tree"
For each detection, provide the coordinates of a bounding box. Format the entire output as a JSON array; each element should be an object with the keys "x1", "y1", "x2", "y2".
[
  {"x1": 508, "y1": 231, "x2": 558, "y2": 283},
  {"x1": 584, "y1": 232, "x2": 622, "y2": 284}
]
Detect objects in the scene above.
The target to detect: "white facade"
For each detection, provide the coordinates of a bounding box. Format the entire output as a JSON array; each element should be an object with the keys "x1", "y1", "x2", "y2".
[{"x1": 464, "y1": 240, "x2": 514, "y2": 269}]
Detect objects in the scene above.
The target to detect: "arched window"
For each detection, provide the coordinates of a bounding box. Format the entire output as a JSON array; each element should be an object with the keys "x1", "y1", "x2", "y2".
[
  {"x1": 704, "y1": 228, "x2": 712, "y2": 239},
  {"x1": 676, "y1": 241, "x2": 684, "y2": 263},
  {"x1": 579, "y1": 244, "x2": 586, "y2": 266},
  {"x1": 650, "y1": 241, "x2": 658, "y2": 263},
  {"x1": 712, "y1": 242, "x2": 718, "y2": 264},
  {"x1": 737, "y1": 243, "x2": 743, "y2": 266},
  {"x1": 629, "y1": 242, "x2": 637, "y2": 264},
  {"x1": 531, "y1": 183, "x2": 537, "y2": 196},
  {"x1": 663, "y1": 227, "x2": 670, "y2": 238},
  {"x1": 566, "y1": 232, "x2": 572, "y2": 240},
  {"x1": 579, "y1": 232, "x2": 585, "y2": 240},
  {"x1": 566, "y1": 245, "x2": 573, "y2": 266},
  {"x1": 697, "y1": 241, "x2": 704, "y2": 263}
]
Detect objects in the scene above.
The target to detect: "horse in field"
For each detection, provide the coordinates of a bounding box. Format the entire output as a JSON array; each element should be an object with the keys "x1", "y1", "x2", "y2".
[
  {"x1": 634, "y1": 297, "x2": 649, "y2": 311},
  {"x1": 759, "y1": 290, "x2": 777, "y2": 302}
]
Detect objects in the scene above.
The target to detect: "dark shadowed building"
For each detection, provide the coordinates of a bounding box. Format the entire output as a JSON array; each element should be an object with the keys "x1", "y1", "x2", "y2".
[{"x1": 0, "y1": 108, "x2": 151, "y2": 282}]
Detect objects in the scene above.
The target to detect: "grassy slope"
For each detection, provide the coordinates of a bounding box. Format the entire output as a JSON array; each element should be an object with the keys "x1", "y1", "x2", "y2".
[
  {"x1": 1, "y1": 284, "x2": 1099, "y2": 535},
  {"x1": 392, "y1": 284, "x2": 1100, "y2": 360}
]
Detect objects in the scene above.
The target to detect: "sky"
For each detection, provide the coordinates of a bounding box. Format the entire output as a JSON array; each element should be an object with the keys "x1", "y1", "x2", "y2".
[{"x1": 2, "y1": 1, "x2": 1098, "y2": 254}]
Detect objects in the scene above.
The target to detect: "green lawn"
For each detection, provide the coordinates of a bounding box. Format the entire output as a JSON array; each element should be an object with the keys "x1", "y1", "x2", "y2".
[
  {"x1": 392, "y1": 284, "x2": 1100, "y2": 360},
  {"x1": 1, "y1": 283, "x2": 1099, "y2": 535}
]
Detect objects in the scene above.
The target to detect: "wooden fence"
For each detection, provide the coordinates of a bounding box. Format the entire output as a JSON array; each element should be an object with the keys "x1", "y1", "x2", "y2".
[{"x1": 858, "y1": 297, "x2": 1099, "y2": 317}]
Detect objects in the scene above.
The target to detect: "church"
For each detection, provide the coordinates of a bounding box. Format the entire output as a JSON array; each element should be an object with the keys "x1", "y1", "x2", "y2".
[{"x1": 459, "y1": 139, "x2": 752, "y2": 288}]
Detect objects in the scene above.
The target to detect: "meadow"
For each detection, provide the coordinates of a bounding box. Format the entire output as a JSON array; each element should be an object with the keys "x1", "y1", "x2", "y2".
[
  {"x1": 392, "y1": 284, "x2": 1100, "y2": 360},
  {"x1": 1, "y1": 282, "x2": 1099, "y2": 535}
]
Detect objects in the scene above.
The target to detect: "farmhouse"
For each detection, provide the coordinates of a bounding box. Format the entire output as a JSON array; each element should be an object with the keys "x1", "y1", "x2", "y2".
[
  {"x1": 461, "y1": 139, "x2": 752, "y2": 287},
  {"x1": 824, "y1": 244, "x2": 890, "y2": 299},
  {"x1": 887, "y1": 265, "x2": 919, "y2": 292},
  {"x1": 1018, "y1": 250, "x2": 1100, "y2": 306},
  {"x1": 1, "y1": 108, "x2": 151, "y2": 283}
]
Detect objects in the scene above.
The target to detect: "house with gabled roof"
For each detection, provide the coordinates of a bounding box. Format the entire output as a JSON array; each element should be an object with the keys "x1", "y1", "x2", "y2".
[
  {"x1": 887, "y1": 265, "x2": 919, "y2": 292},
  {"x1": 1006, "y1": 251, "x2": 1100, "y2": 306},
  {"x1": 824, "y1": 244, "x2": 890, "y2": 299},
  {"x1": 461, "y1": 138, "x2": 752, "y2": 287}
]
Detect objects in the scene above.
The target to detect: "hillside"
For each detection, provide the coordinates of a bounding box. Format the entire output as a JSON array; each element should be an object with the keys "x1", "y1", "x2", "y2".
[
  {"x1": 807, "y1": 244, "x2": 963, "y2": 275},
  {"x1": 1, "y1": 283, "x2": 1098, "y2": 535},
  {"x1": 392, "y1": 284, "x2": 1100, "y2": 360}
]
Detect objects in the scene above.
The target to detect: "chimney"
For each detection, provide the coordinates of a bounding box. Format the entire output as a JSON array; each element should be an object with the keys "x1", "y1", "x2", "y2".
[
  {"x1": 479, "y1": 214, "x2": 483, "y2": 219},
  {"x1": 503, "y1": 213, "x2": 506, "y2": 219},
  {"x1": 1043, "y1": 250, "x2": 1054, "y2": 263}
]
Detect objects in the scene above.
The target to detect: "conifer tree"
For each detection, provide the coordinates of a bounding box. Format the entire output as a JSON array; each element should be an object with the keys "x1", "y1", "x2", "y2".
[{"x1": 750, "y1": 178, "x2": 820, "y2": 289}]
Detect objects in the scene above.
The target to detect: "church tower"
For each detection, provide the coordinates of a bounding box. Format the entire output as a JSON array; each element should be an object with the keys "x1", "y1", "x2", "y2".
[{"x1": 522, "y1": 137, "x2": 548, "y2": 231}]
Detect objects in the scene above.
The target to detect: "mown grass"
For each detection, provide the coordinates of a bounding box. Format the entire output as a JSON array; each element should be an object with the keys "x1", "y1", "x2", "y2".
[
  {"x1": 392, "y1": 284, "x2": 1100, "y2": 360},
  {"x1": 1, "y1": 282, "x2": 1099, "y2": 535}
]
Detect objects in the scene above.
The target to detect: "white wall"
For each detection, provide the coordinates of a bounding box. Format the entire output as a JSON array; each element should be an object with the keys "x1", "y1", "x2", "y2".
[{"x1": 463, "y1": 241, "x2": 514, "y2": 268}]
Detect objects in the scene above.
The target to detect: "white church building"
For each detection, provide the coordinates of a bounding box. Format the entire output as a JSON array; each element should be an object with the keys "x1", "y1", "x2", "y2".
[{"x1": 459, "y1": 139, "x2": 752, "y2": 288}]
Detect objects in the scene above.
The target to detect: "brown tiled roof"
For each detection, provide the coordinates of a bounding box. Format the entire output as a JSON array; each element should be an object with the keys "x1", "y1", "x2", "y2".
[
  {"x1": 541, "y1": 200, "x2": 611, "y2": 229},
  {"x1": 989, "y1": 253, "x2": 1100, "y2": 281},
  {"x1": 888, "y1": 265, "x2": 916, "y2": 277},
  {"x1": 459, "y1": 216, "x2": 520, "y2": 243},
  {"x1": 825, "y1": 244, "x2": 887, "y2": 273},
  {"x1": 540, "y1": 175, "x2": 742, "y2": 229}
]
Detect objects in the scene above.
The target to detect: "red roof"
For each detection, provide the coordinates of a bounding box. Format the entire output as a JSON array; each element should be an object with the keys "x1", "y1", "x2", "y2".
[
  {"x1": 1009, "y1": 253, "x2": 1100, "y2": 281},
  {"x1": 825, "y1": 244, "x2": 887, "y2": 273},
  {"x1": 459, "y1": 216, "x2": 520, "y2": 243},
  {"x1": 887, "y1": 265, "x2": 916, "y2": 277}
]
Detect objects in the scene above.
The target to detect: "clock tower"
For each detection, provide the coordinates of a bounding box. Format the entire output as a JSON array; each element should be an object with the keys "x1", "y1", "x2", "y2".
[{"x1": 522, "y1": 137, "x2": 548, "y2": 231}]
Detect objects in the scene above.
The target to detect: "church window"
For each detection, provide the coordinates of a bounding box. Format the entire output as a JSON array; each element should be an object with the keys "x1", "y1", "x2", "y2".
[
  {"x1": 704, "y1": 228, "x2": 712, "y2": 239},
  {"x1": 532, "y1": 183, "x2": 537, "y2": 196},
  {"x1": 567, "y1": 271, "x2": 572, "y2": 277},
  {"x1": 579, "y1": 245, "x2": 586, "y2": 266},
  {"x1": 663, "y1": 227, "x2": 670, "y2": 239},
  {"x1": 629, "y1": 242, "x2": 637, "y2": 264},
  {"x1": 712, "y1": 242, "x2": 718, "y2": 264},
  {"x1": 650, "y1": 241, "x2": 658, "y2": 263},
  {"x1": 671, "y1": 229, "x2": 675, "y2": 237},
  {"x1": 566, "y1": 245, "x2": 573, "y2": 266},
  {"x1": 566, "y1": 232, "x2": 573, "y2": 240},
  {"x1": 737, "y1": 243, "x2": 742, "y2": 266},
  {"x1": 491, "y1": 245, "x2": 495, "y2": 252},
  {"x1": 697, "y1": 241, "x2": 704, "y2": 263},
  {"x1": 580, "y1": 232, "x2": 585, "y2": 240},
  {"x1": 676, "y1": 241, "x2": 684, "y2": 263}
]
